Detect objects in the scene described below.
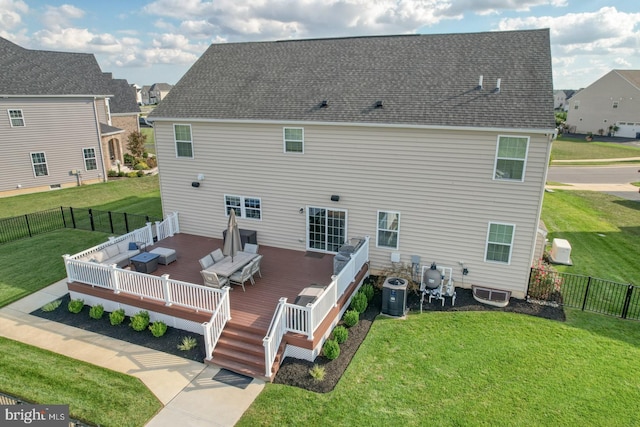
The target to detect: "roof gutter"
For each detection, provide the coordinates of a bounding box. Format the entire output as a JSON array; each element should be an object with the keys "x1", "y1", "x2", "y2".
[
  {"x1": 0, "y1": 94, "x2": 114, "y2": 98},
  {"x1": 148, "y1": 116, "x2": 556, "y2": 135}
]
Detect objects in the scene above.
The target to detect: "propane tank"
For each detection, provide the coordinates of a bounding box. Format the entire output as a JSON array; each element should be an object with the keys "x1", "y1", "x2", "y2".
[{"x1": 423, "y1": 262, "x2": 442, "y2": 290}]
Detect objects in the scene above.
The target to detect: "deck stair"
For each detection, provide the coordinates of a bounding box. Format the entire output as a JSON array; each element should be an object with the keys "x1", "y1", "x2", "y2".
[{"x1": 207, "y1": 320, "x2": 284, "y2": 381}]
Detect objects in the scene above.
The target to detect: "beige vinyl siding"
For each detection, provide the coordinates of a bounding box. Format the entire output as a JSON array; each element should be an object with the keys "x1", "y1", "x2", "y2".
[
  {"x1": 0, "y1": 98, "x2": 103, "y2": 193},
  {"x1": 154, "y1": 121, "x2": 551, "y2": 298}
]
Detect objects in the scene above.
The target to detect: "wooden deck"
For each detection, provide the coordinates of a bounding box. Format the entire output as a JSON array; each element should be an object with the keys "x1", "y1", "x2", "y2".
[{"x1": 146, "y1": 233, "x2": 335, "y2": 333}]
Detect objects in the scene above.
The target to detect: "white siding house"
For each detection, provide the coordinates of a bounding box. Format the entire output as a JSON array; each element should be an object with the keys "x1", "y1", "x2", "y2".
[
  {"x1": 566, "y1": 70, "x2": 640, "y2": 138},
  {"x1": 150, "y1": 30, "x2": 556, "y2": 299},
  {"x1": 0, "y1": 37, "x2": 138, "y2": 196}
]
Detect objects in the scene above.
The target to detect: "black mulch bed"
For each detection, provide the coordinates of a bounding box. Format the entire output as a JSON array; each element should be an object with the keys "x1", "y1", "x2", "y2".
[
  {"x1": 273, "y1": 286, "x2": 565, "y2": 393},
  {"x1": 31, "y1": 294, "x2": 206, "y2": 362},
  {"x1": 32, "y1": 287, "x2": 564, "y2": 394}
]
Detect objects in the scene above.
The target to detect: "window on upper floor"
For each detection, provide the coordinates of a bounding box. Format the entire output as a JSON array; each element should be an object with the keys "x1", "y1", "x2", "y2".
[
  {"x1": 377, "y1": 211, "x2": 400, "y2": 249},
  {"x1": 31, "y1": 152, "x2": 48, "y2": 177},
  {"x1": 284, "y1": 127, "x2": 304, "y2": 153},
  {"x1": 174, "y1": 124, "x2": 193, "y2": 158},
  {"x1": 612, "y1": 101, "x2": 619, "y2": 109},
  {"x1": 485, "y1": 222, "x2": 514, "y2": 264},
  {"x1": 225, "y1": 195, "x2": 262, "y2": 220},
  {"x1": 83, "y1": 148, "x2": 97, "y2": 171},
  {"x1": 494, "y1": 136, "x2": 528, "y2": 181},
  {"x1": 573, "y1": 101, "x2": 580, "y2": 110},
  {"x1": 8, "y1": 109, "x2": 25, "y2": 127}
]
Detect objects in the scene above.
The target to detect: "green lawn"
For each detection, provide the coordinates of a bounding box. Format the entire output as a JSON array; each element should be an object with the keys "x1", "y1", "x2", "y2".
[
  {"x1": 0, "y1": 337, "x2": 162, "y2": 427},
  {"x1": 541, "y1": 190, "x2": 640, "y2": 285},
  {"x1": 239, "y1": 309, "x2": 640, "y2": 426},
  {"x1": 140, "y1": 127, "x2": 156, "y2": 154},
  {"x1": 552, "y1": 137, "x2": 640, "y2": 161}
]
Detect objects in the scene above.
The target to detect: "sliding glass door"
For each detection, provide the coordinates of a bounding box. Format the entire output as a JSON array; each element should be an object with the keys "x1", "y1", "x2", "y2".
[{"x1": 307, "y1": 207, "x2": 347, "y2": 253}]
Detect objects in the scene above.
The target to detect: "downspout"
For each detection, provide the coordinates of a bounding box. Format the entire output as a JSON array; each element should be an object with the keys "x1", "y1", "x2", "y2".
[
  {"x1": 92, "y1": 97, "x2": 108, "y2": 183},
  {"x1": 529, "y1": 130, "x2": 555, "y2": 267}
]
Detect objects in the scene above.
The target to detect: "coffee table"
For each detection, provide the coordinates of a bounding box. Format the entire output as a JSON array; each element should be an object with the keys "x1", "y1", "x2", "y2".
[{"x1": 130, "y1": 252, "x2": 160, "y2": 273}]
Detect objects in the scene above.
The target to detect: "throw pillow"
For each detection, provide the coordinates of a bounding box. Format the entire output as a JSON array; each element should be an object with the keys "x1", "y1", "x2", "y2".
[{"x1": 128, "y1": 242, "x2": 138, "y2": 250}]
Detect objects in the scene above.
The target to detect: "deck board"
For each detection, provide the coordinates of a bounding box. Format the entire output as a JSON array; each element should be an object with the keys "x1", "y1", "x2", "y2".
[{"x1": 146, "y1": 233, "x2": 335, "y2": 332}]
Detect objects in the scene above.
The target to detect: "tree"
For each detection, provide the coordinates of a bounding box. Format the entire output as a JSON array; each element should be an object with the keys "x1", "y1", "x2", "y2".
[{"x1": 127, "y1": 131, "x2": 147, "y2": 161}]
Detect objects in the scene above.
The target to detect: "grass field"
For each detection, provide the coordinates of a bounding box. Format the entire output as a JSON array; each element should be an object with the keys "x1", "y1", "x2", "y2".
[
  {"x1": 239, "y1": 309, "x2": 640, "y2": 427},
  {"x1": 552, "y1": 137, "x2": 640, "y2": 161}
]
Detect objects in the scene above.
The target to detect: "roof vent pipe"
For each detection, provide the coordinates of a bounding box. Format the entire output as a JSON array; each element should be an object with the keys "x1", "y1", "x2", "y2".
[
  {"x1": 478, "y1": 75, "x2": 483, "y2": 90},
  {"x1": 495, "y1": 78, "x2": 501, "y2": 93},
  {"x1": 375, "y1": 100, "x2": 383, "y2": 108}
]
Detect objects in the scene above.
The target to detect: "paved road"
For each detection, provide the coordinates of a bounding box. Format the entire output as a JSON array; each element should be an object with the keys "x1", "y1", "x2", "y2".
[{"x1": 547, "y1": 164, "x2": 640, "y2": 201}]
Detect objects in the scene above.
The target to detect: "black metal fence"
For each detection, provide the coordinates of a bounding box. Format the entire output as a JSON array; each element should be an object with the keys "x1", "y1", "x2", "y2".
[
  {"x1": 0, "y1": 207, "x2": 161, "y2": 244},
  {"x1": 528, "y1": 267, "x2": 639, "y2": 320}
]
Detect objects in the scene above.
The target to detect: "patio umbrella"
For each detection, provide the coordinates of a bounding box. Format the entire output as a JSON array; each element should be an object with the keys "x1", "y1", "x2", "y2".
[{"x1": 223, "y1": 209, "x2": 242, "y2": 262}]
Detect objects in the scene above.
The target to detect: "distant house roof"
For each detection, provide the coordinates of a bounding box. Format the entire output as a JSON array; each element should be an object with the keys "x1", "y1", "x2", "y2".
[
  {"x1": 106, "y1": 77, "x2": 141, "y2": 114},
  {"x1": 615, "y1": 70, "x2": 640, "y2": 90},
  {"x1": 150, "y1": 83, "x2": 173, "y2": 91},
  {"x1": 0, "y1": 36, "x2": 111, "y2": 97},
  {"x1": 151, "y1": 29, "x2": 555, "y2": 130}
]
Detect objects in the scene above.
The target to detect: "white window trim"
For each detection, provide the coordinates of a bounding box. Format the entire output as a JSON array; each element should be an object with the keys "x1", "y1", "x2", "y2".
[
  {"x1": 484, "y1": 222, "x2": 515, "y2": 265},
  {"x1": 224, "y1": 194, "x2": 262, "y2": 220},
  {"x1": 493, "y1": 135, "x2": 529, "y2": 182},
  {"x1": 8, "y1": 109, "x2": 25, "y2": 127},
  {"x1": 30, "y1": 151, "x2": 48, "y2": 177},
  {"x1": 283, "y1": 127, "x2": 304, "y2": 154},
  {"x1": 83, "y1": 147, "x2": 97, "y2": 171},
  {"x1": 173, "y1": 123, "x2": 194, "y2": 159},
  {"x1": 376, "y1": 210, "x2": 400, "y2": 250},
  {"x1": 306, "y1": 206, "x2": 348, "y2": 253}
]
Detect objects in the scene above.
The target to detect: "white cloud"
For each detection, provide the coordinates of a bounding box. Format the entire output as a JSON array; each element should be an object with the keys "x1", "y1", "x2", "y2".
[
  {"x1": 437, "y1": 0, "x2": 566, "y2": 18},
  {"x1": 41, "y1": 4, "x2": 85, "y2": 30},
  {"x1": 0, "y1": 0, "x2": 28, "y2": 29}
]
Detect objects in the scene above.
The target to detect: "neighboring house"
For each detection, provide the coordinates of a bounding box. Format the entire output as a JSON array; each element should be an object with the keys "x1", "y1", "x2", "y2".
[
  {"x1": 0, "y1": 37, "x2": 137, "y2": 196},
  {"x1": 140, "y1": 85, "x2": 151, "y2": 105},
  {"x1": 554, "y1": 89, "x2": 576, "y2": 111},
  {"x1": 566, "y1": 70, "x2": 640, "y2": 138},
  {"x1": 149, "y1": 29, "x2": 555, "y2": 299},
  {"x1": 149, "y1": 83, "x2": 172, "y2": 104},
  {"x1": 105, "y1": 75, "x2": 141, "y2": 163},
  {"x1": 132, "y1": 83, "x2": 143, "y2": 105}
]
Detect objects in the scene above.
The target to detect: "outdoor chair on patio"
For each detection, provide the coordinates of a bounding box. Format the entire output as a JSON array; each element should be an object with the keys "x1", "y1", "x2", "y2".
[
  {"x1": 229, "y1": 263, "x2": 253, "y2": 292},
  {"x1": 249, "y1": 254, "x2": 263, "y2": 283},
  {"x1": 199, "y1": 254, "x2": 214, "y2": 270},
  {"x1": 244, "y1": 243, "x2": 259, "y2": 254},
  {"x1": 210, "y1": 248, "x2": 225, "y2": 262},
  {"x1": 201, "y1": 270, "x2": 229, "y2": 289}
]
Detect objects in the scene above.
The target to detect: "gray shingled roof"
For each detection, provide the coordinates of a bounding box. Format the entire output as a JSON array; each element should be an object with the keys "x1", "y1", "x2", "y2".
[
  {"x1": 107, "y1": 78, "x2": 141, "y2": 114},
  {"x1": 150, "y1": 29, "x2": 554, "y2": 130},
  {"x1": 0, "y1": 36, "x2": 111, "y2": 96},
  {"x1": 100, "y1": 122, "x2": 124, "y2": 135}
]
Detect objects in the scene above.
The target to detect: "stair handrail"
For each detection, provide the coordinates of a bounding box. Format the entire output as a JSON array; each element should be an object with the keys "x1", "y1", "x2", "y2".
[
  {"x1": 202, "y1": 286, "x2": 231, "y2": 360},
  {"x1": 263, "y1": 297, "x2": 287, "y2": 378}
]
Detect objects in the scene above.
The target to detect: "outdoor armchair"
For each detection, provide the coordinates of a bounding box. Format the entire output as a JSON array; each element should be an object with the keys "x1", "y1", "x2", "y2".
[
  {"x1": 201, "y1": 270, "x2": 228, "y2": 289},
  {"x1": 229, "y1": 263, "x2": 253, "y2": 292}
]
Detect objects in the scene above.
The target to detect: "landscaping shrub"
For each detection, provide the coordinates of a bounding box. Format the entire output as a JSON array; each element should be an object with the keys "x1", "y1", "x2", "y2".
[
  {"x1": 123, "y1": 153, "x2": 135, "y2": 165},
  {"x1": 350, "y1": 290, "x2": 368, "y2": 313},
  {"x1": 149, "y1": 321, "x2": 168, "y2": 338},
  {"x1": 89, "y1": 304, "x2": 104, "y2": 320},
  {"x1": 529, "y1": 260, "x2": 563, "y2": 300},
  {"x1": 107, "y1": 169, "x2": 118, "y2": 177},
  {"x1": 309, "y1": 364, "x2": 326, "y2": 381},
  {"x1": 136, "y1": 170, "x2": 145, "y2": 177},
  {"x1": 322, "y1": 339, "x2": 340, "y2": 360},
  {"x1": 343, "y1": 309, "x2": 359, "y2": 328},
  {"x1": 177, "y1": 336, "x2": 198, "y2": 351},
  {"x1": 145, "y1": 157, "x2": 157, "y2": 168},
  {"x1": 41, "y1": 299, "x2": 62, "y2": 312},
  {"x1": 126, "y1": 171, "x2": 138, "y2": 178},
  {"x1": 134, "y1": 162, "x2": 149, "y2": 171},
  {"x1": 361, "y1": 283, "x2": 375, "y2": 302},
  {"x1": 333, "y1": 325, "x2": 348, "y2": 344},
  {"x1": 130, "y1": 310, "x2": 150, "y2": 332},
  {"x1": 109, "y1": 308, "x2": 126, "y2": 326},
  {"x1": 117, "y1": 171, "x2": 125, "y2": 177},
  {"x1": 68, "y1": 299, "x2": 84, "y2": 314}
]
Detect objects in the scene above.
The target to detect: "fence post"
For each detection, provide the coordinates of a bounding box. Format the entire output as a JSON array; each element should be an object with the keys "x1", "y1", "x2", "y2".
[
  {"x1": 146, "y1": 222, "x2": 153, "y2": 245},
  {"x1": 108, "y1": 211, "x2": 114, "y2": 234},
  {"x1": 161, "y1": 274, "x2": 172, "y2": 306},
  {"x1": 70, "y1": 207, "x2": 77, "y2": 229},
  {"x1": 63, "y1": 254, "x2": 73, "y2": 283},
  {"x1": 110, "y1": 264, "x2": 121, "y2": 294},
  {"x1": 60, "y1": 207, "x2": 67, "y2": 228},
  {"x1": 621, "y1": 284, "x2": 634, "y2": 319},
  {"x1": 124, "y1": 212, "x2": 130, "y2": 233},
  {"x1": 581, "y1": 276, "x2": 592, "y2": 311},
  {"x1": 24, "y1": 214, "x2": 32, "y2": 237},
  {"x1": 89, "y1": 208, "x2": 95, "y2": 231}
]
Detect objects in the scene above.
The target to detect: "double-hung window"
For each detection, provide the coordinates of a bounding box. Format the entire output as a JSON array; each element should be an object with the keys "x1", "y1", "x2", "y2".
[
  {"x1": 377, "y1": 211, "x2": 400, "y2": 249},
  {"x1": 31, "y1": 152, "x2": 48, "y2": 177},
  {"x1": 283, "y1": 127, "x2": 303, "y2": 153},
  {"x1": 225, "y1": 195, "x2": 262, "y2": 220},
  {"x1": 174, "y1": 124, "x2": 193, "y2": 158},
  {"x1": 8, "y1": 109, "x2": 25, "y2": 127},
  {"x1": 494, "y1": 136, "x2": 528, "y2": 181},
  {"x1": 83, "y1": 148, "x2": 97, "y2": 171},
  {"x1": 485, "y1": 222, "x2": 515, "y2": 264}
]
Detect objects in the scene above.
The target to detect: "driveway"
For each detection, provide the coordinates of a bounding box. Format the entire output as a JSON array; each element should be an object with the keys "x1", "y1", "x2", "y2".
[{"x1": 547, "y1": 164, "x2": 640, "y2": 201}]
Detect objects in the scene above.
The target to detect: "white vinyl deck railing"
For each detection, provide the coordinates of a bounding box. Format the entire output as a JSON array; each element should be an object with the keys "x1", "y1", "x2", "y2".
[
  {"x1": 203, "y1": 287, "x2": 232, "y2": 361},
  {"x1": 263, "y1": 236, "x2": 369, "y2": 377}
]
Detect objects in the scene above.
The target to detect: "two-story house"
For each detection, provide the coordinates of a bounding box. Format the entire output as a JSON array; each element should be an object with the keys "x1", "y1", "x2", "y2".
[
  {"x1": 149, "y1": 29, "x2": 555, "y2": 299},
  {"x1": 566, "y1": 70, "x2": 640, "y2": 138},
  {"x1": 0, "y1": 37, "x2": 139, "y2": 196},
  {"x1": 149, "y1": 83, "x2": 172, "y2": 104}
]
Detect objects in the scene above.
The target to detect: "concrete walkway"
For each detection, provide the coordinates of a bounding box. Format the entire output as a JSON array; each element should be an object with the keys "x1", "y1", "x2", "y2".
[{"x1": 0, "y1": 279, "x2": 264, "y2": 427}]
